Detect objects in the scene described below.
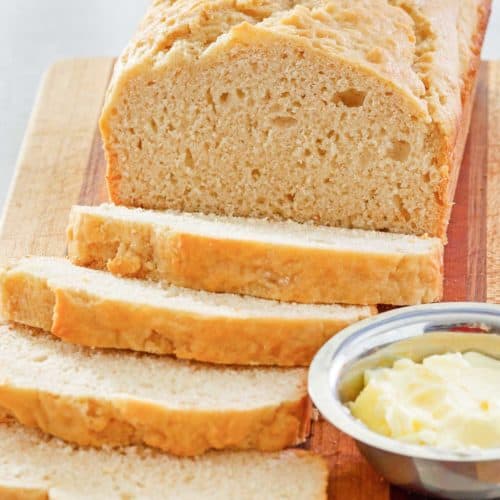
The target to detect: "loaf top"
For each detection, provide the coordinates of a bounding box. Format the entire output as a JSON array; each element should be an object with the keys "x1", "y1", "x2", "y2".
[{"x1": 108, "y1": 0, "x2": 488, "y2": 138}]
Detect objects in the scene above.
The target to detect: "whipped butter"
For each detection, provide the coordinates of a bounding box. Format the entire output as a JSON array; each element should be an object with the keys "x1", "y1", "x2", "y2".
[{"x1": 349, "y1": 352, "x2": 500, "y2": 450}]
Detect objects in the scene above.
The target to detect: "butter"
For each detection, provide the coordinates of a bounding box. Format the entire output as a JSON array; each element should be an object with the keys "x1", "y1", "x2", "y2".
[{"x1": 349, "y1": 352, "x2": 500, "y2": 450}]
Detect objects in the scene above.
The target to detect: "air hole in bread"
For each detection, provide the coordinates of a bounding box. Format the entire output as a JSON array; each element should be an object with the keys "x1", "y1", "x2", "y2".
[
  {"x1": 219, "y1": 92, "x2": 229, "y2": 104},
  {"x1": 251, "y1": 168, "x2": 261, "y2": 180},
  {"x1": 185, "y1": 149, "x2": 194, "y2": 168},
  {"x1": 236, "y1": 88, "x2": 245, "y2": 99},
  {"x1": 335, "y1": 89, "x2": 366, "y2": 107},
  {"x1": 271, "y1": 116, "x2": 297, "y2": 128},
  {"x1": 393, "y1": 194, "x2": 410, "y2": 221},
  {"x1": 388, "y1": 140, "x2": 411, "y2": 162},
  {"x1": 32, "y1": 355, "x2": 48, "y2": 363},
  {"x1": 149, "y1": 118, "x2": 158, "y2": 133},
  {"x1": 206, "y1": 89, "x2": 215, "y2": 111}
]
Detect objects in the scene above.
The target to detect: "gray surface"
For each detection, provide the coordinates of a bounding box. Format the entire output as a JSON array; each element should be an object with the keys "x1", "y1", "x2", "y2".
[{"x1": 1, "y1": 0, "x2": 499, "y2": 213}]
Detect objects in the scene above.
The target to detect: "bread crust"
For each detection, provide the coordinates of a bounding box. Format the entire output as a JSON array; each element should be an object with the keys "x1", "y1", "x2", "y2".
[
  {"x1": 0, "y1": 261, "x2": 374, "y2": 366},
  {"x1": 440, "y1": 0, "x2": 492, "y2": 238},
  {"x1": 0, "y1": 485, "x2": 48, "y2": 500},
  {"x1": 67, "y1": 206, "x2": 443, "y2": 305},
  {"x1": 0, "y1": 387, "x2": 310, "y2": 457}
]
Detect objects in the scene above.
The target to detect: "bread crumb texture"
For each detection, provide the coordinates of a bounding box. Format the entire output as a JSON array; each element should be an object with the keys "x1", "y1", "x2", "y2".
[
  {"x1": 0, "y1": 256, "x2": 374, "y2": 365},
  {"x1": 101, "y1": 0, "x2": 489, "y2": 237},
  {"x1": 67, "y1": 204, "x2": 443, "y2": 305},
  {"x1": 0, "y1": 420, "x2": 328, "y2": 499},
  {"x1": 0, "y1": 323, "x2": 311, "y2": 456}
]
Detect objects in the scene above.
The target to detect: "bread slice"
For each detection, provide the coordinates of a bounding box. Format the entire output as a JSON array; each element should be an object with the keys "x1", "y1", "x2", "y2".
[
  {"x1": 0, "y1": 323, "x2": 311, "y2": 456},
  {"x1": 100, "y1": 0, "x2": 490, "y2": 238},
  {"x1": 0, "y1": 256, "x2": 374, "y2": 366},
  {"x1": 0, "y1": 420, "x2": 327, "y2": 499},
  {"x1": 67, "y1": 203, "x2": 444, "y2": 305}
]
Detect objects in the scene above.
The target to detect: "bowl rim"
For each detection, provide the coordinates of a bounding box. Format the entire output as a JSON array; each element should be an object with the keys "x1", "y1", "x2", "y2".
[{"x1": 308, "y1": 301, "x2": 500, "y2": 463}]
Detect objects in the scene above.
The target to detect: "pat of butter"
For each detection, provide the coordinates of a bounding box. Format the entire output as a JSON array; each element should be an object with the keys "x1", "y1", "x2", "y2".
[{"x1": 349, "y1": 352, "x2": 500, "y2": 450}]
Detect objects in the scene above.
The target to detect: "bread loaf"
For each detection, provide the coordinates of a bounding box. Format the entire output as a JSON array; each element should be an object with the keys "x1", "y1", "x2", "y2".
[
  {"x1": 0, "y1": 419, "x2": 327, "y2": 499},
  {"x1": 68, "y1": 204, "x2": 443, "y2": 305},
  {"x1": 100, "y1": 0, "x2": 490, "y2": 238},
  {"x1": 0, "y1": 257, "x2": 374, "y2": 366},
  {"x1": 0, "y1": 323, "x2": 311, "y2": 456}
]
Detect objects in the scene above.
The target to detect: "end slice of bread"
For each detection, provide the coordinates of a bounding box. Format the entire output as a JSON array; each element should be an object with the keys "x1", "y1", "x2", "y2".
[
  {"x1": 0, "y1": 257, "x2": 374, "y2": 366},
  {"x1": 0, "y1": 419, "x2": 327, "y2": 499},
  {"x1": 67, "y1": 204, "x2": 443, "y2": 306},
  {"x1": 0, "y1": 323, "x2": 311, "y2": 456}
]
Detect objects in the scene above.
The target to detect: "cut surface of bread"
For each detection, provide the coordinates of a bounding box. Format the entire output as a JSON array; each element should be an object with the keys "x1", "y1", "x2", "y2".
[
  {"x1": 0, "y1": 256, "x2": 374, "y2": 366},
  {"x1": 0, "y1": 420, "x2": 327, "y2": 499},
  {"x1": 100, "y1": 0, "x2": 490, "y2": 238},
  {"x1": 0, "y1": 323, "x2": 310, "y2": 456},
  {"x1": 68, "y1": 204, "x2": 443, "y2": 305}
]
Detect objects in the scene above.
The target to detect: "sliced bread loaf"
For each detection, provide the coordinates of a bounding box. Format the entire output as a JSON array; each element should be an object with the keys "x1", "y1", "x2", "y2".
[
  {"x1": 68, "y1": 204, "x2": 443, "y2": 305},
  {"x1": 0, "y1": 323, "x2": 310, "y2": 456},
  {"x1": 0, "y1": 420, "x2": 327, "y2": 499},
  {"x1": 0, "y1": 256, "x2": 374, "y2": 366},
  {"x1": 100, "y1": 0, "x2": 490, "y2": 238}
]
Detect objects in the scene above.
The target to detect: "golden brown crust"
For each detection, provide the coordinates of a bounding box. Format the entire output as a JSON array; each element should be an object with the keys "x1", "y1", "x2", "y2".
[
  {"x1": 439, "y1": 0, "x2": 491, "y2": 239},
  {"x1": 0, "y1": 386, "x2": 310, "y2": 457},
  {"x1": 0, "y1": 264, "x2": 374, "y2": 366},
  {"x1": 387, "y1": 0, "x2": 490, "y2": 240},
  {"x1": 0, "y1": 485, "x2": 48, "y2": 500},
  {"x1": 67, "y1": 207, "x2": 442, "y2": 305}
]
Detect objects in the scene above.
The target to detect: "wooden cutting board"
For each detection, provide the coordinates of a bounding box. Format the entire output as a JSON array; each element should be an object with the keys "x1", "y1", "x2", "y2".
[{"x1": 0, "y1": 58, "x2": 499, "y2": 499}]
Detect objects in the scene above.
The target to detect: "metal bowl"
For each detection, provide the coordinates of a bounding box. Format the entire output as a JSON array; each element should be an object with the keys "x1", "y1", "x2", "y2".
[{"x1": 309, "y1": 302, "x2": 500, "y2": 499}]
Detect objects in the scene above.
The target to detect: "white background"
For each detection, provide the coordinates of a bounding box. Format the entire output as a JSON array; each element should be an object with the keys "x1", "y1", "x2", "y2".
[{"x1": 1, "y1": 0, "x2": 499, "y2": 213}]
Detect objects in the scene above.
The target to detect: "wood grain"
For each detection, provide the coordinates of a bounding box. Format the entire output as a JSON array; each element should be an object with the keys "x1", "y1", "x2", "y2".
[
  {"x1": 487, "y1": 61, "x2": 500, "y2": 302},
  {"x1": 0, "y1": 58, "x2": 115, "y2": 265},
  {"x1": 0, "y1": 58, "x2": 498, "y2": 500},
  {"x1": 443, "y1": 63, "x2": 489, "y2": 302}
]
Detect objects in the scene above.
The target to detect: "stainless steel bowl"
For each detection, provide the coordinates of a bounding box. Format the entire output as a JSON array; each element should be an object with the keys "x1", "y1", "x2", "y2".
[{"x1": 309, "y1": 302, "x2": 500, "y2": 499}]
